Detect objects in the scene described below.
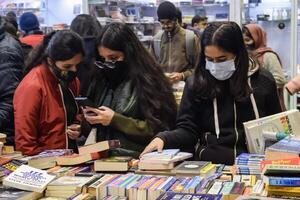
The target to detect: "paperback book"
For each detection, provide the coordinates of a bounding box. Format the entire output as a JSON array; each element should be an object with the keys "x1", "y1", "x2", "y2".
[{"x1": 3, "y1": 165, "x2": 56, "y2": 193}]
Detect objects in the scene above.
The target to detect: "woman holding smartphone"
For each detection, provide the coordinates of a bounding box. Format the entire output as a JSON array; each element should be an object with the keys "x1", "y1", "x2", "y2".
[
  {"x1": 83, "y1": 23, "x2": 177, "y2": 158},
  {"x1": 14, "y1": 30, "x2": 84, "y2": 155}
]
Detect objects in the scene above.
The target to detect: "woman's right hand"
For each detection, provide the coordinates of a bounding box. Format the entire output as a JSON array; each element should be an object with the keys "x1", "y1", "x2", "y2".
[{"x1": 140, "y1": 137, "x2": 165, "y2": 158}]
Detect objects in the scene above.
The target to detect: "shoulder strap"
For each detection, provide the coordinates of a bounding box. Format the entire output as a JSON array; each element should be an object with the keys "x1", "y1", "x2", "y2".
[
  {"x1": 185, "y1": 29, "x2": 196, "y2": 67},
  {"x1": 153, "y1": 30, "x2": 164, "y2": 60}
]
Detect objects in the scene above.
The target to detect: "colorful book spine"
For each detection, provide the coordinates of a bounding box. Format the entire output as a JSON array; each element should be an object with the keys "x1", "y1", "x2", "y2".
[
  {"x1": 207, "y1": 181, "x2": 223, "y2": 195},
  {"x1": 219, "y1": 182, "x2": 235, "y2": 195},
  {"x1": 230, "y1": 182, "x2": 245, "y2": 194},
  {"x1": 266, "y1": 176, "x2": 300, "y2": 186}
]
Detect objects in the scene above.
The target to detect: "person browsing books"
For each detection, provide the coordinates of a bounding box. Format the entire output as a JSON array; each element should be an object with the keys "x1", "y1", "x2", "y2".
[
  {"x1": 82, "y1": 22, "x2": 177, "y2": 158},
  {"x1": 141, "y1": 22, "x2": 282, "y2": 165},
  {"x1": 14, "y1": 30, "x2": 84, "y2": 155}
]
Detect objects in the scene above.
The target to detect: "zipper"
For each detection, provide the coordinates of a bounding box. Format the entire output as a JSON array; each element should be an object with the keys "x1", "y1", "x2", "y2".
[
  {"x1": 168, "y1": 32, "x2": 172, "y2": 73},
  {"x1": 233, "y1": 102, "x2": 238, "y2": 161},
  {"x1": 58, "y1": 84, "x2": 69, "y2": 149},
  {"x1": 199, "y1": 132, "x2": 209, "y2": 160}
]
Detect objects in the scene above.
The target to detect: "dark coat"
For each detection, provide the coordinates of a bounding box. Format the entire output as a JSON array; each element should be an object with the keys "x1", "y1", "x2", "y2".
[
  {"x1": 0, "y1": 17, "x2": 24, "y2": 145},
  {"x1": 157, "y1": 68, "x2": 282, "y2": 165}
]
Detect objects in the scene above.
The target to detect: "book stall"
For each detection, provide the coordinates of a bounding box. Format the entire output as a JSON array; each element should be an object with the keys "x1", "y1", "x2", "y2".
[{"x1": 1, "y1": 109, "x2": 300, "y2": 200}]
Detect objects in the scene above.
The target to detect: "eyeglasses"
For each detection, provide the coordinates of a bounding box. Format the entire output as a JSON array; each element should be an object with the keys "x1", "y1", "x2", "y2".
[
  {"x1": 94, "y1": 60, "x2": 117, "y2": 69},
  {"x1": 160, "y1": 20, "x2": 175, "y2": 27}
]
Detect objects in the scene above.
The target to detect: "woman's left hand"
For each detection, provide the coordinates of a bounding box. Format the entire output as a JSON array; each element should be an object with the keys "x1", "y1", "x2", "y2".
[
  {"x1": 67, "y1": 123, "x2": 81, "y2": 140},
  {"x1": 83, "y1": 106, "x2": 115, "y2": 126}
]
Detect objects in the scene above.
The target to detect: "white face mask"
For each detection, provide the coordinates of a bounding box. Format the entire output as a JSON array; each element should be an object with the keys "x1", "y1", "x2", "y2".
[{"x1": 205, "y1": 58, "x2": 236, "y2": 80}]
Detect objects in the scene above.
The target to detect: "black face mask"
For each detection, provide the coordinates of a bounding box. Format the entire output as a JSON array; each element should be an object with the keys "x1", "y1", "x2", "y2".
[
  {"x1": 51, "y1": 64, "x2": 77, "y2": 82},
  {"x1": 95, "y1": 60, "x2": 128, "y2": 89}
]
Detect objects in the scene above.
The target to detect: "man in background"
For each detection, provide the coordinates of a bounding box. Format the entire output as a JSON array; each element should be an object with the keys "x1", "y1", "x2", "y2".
[
  {"x1": 19, "y1": 12, "x2": 44, "y2": 48},
  {"x1": 190, "y1": 15, "x2": 208, "y2": 38},
  {"x1": 152, "y1": 1, "x2": 199, "y2": 84}
]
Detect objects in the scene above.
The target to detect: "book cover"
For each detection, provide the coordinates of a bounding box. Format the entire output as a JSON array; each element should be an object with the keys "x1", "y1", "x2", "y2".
[
  {"x1": 47, "y1": 176, "x2": 92, "y2": 190},
  {"x1": 141, "y1": 149, "x2": 180, "y2": 160},
  {"x1": 0, "y1": 185, "x2": 43, "y2": 200},
  {"x1": 207, "y1": 181, "x2": 223, "y2": 195},
  {"x1": 230, "y1": 182, "x2": 245, "y2": 194},
  {"x1": 78, "y1": 140, "x2": 120, "y2": 155},
  {"x1": 157, "y1": 192, "x2": 222, "y2": 200},
  {"x1": 219, "y1": 182, "x2": 235, "y2": 195},
  {"x1": 139, "y1": 152, "x2": 192, "y2": 164},
  {"x1": 243, "y1": 109, "x2": 300, "y2": 154},
  {"x1": 236, "y1": 153, "x2": 265, "y2": 162},
  {"x1": 3, "y1": 165, "x2": 56, "y2": 193},
  {"x1": 173, "y1": 161, "x2": 210, "y2": 175}
]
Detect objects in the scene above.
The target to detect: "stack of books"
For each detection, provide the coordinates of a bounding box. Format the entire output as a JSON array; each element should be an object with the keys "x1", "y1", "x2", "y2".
[
  {"x1": 95, "y1": 156, "x2": 138, "y2": 172},
  {"x1": 138, "y1": 149, "x2": 193, "y2": 171},
  {"x1": 265, "y1": 137, "x2": 300, "y2": 160},
  {"x1": 261, "y1": 157, "x2": 300, "y2": 198},
  {"x1": 20, "y1": 149, "x2": 73, "y2": 169},
  {"x1": 234, "y1": 153, "x2": 265, "y2": 175},
  {"x1": 45, "y1": 175, "x2": 100, "y2": 198}
]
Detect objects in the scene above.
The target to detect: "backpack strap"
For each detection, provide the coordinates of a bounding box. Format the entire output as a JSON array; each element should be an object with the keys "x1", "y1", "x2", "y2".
[
  {"x1": 153, "y1": 30, "x2": 164, "y2": 61},
  {"x1": 185, "y1": 29, "x2": 196, "y2": 67}
]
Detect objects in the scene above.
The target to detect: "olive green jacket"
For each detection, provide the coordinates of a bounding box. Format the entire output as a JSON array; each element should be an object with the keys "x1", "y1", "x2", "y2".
[{"x1": 87, "y1": 76, "x2": 154, "y2": 158}]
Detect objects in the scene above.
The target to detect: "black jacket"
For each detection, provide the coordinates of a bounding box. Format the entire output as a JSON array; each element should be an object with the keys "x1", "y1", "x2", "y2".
[
  {"x1": 0, "y1": 17, "x2": 24, "y2": 145},
  {"x1": 157, "y1": 67, "x2": 282, "y2": 165}
]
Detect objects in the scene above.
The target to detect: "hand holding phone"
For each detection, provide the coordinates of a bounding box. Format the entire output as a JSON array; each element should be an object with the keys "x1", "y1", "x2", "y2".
[
  {"x1": 83, "y1": 106, "x2": 115, "y2": 126},
  {"x1": 75, "y1": 97, "x2": 98, "y2": 108}
]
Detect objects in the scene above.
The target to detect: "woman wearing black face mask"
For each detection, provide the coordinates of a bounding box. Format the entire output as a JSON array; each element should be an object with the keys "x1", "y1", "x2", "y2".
[
  {"x1": 14, "y1": 30, "x2": 85, "y2": 155},
  {"x1": 83, "y1": 23, "x2": 177, "y2": 158}
]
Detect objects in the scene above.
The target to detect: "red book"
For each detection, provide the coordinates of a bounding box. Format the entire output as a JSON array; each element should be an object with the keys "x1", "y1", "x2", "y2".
[
  {"x1": 260, "y1": 157, "x2": 300, "y2": 172},
  {"x1": 56, "y1": 151, "x2": 107, "y2": 166}
]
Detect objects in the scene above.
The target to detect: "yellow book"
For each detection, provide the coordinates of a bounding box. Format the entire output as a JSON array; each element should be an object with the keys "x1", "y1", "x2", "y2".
[
  {"x1": 266, "y1": 185, "x2": 300, "y2": 193},
  {"x1": 200, "y1": 163, "x2": 216, "y2": 175}
]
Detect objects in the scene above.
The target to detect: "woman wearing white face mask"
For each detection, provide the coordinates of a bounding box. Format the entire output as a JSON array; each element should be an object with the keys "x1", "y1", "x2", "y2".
[{"x1": 141, "y1": 22, "x2": 282, "y2": 165}]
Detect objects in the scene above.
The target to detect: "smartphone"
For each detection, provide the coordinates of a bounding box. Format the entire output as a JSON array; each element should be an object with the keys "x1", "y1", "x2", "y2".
[{"x1": 75, "y1": 97, "x2": 98, "y2": 108}]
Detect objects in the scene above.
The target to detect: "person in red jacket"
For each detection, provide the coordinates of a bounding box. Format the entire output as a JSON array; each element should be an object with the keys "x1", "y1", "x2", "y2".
[
  {"x1": 14, "y1": 30, "x2": 85, "y2": 155},
  {"x1": 19, "y1": 12, "x2": 44, "y2": 48}
]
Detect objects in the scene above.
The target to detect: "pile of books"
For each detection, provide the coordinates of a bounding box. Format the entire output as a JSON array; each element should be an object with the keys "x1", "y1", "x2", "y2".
[
  {"x1": 261, "y1": 156, "x2": 300, "y2": 198},
  {"x1": 234, "y1": 153, "x2": 265, "y2": 175},
  {"x1": 138, "y1": 149, "x2": 193, "y2": 171}
]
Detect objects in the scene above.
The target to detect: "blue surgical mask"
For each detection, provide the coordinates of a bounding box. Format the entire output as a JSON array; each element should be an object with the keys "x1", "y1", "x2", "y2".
[{"x1": 205, "y1": 58, "x2": 236, "y2": 80}]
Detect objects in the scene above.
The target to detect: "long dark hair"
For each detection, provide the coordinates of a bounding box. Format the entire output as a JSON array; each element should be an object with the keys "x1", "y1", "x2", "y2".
[
  {"x1": 96, "y1": 22, "x2": 177, "y2": 132},
  {"x1": 70, "y1": 14, "x2": 101, "y2": 38},
  {"x1": 193, "y1": 21, "x2": 251, "y2": 102},
  {"x1": 25, "y1": 30, "x2": 84, "y2": 74}
]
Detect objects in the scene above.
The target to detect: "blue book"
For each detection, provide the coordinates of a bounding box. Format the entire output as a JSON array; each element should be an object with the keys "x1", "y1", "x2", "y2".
[
  {"x1": 265, "y1": 176, "x2": 300, "y2": 186},
  {"x1": 141, "y1": 149, "x2": 180, "y2": 159},
  {"x1": 157, "y1": 192, "x2": 222, "y2": 200},
  {"x1": 235, "y1": 153, "x2": 265, "y2": 162}
]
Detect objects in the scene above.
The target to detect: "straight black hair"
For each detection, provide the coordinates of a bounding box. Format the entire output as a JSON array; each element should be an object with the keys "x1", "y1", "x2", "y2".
[
  {"x1": 96, "y1": 22, "x2": 177, "y2": 132},
  {"x1": 25, "y1": 30, "x2": 84, "y2": 74},
  {"x1": 70, "y1": 14, "x2": 102, "y2": 38},
  {"x1": 192, "y1": 21, "x2": 251, "y2": 102}
]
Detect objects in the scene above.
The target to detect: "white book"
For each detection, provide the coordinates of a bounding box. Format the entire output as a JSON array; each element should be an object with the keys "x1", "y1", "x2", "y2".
[
  {"x1": 139, "y1": 152, "x2": 193, "y2": 164},
  {"x1": 243, "y1": 109, "x2": 300, "y2": 154},
  {"x1": 3, "y1": 165, "x2": 56, "y2": 193}
]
